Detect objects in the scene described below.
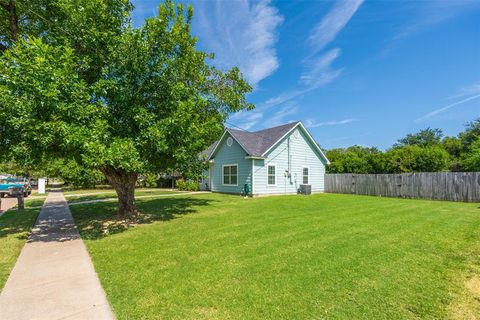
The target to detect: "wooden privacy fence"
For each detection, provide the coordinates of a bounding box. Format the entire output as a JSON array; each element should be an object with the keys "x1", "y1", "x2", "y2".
[{"x1": 325, "y1": 172, "x2": 480, "y2": 202}]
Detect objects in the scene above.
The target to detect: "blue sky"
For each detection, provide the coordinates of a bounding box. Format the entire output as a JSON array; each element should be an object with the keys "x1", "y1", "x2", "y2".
[{"x1": 131, "y1": 0, "x2": 480, "y2": 149}]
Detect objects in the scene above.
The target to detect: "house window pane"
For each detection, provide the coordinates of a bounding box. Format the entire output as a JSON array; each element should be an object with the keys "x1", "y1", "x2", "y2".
[
  {"x1": 303, "y1": 168, "x2": 309, "y2": 184},
  {"x1": 268, "y1": 176, "x2": 275, "y2": 185},
  {"x1": 223, "y1": 165, "x2": 238, "y2": 185},
  {"x1": 267, "y1": 165, "x2": 275, "y2": 185}
]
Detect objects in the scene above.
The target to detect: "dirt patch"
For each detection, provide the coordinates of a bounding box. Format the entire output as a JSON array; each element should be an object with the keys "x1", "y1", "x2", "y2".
[
  {"x1": 449, "y1": 276, "x2": 480, "y2": 320},
  {"x1": 466, "y1": 276, "x2": 480, "y2": 298}
]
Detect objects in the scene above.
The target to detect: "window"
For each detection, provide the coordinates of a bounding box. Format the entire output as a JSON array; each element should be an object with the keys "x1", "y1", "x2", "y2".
[
  {"x1": 267, "y1": 165, "x2": 276, "y2": 185},
  {"x1": 223, "y1": 164, "x2": 238, "y2": 185},
  {"x1": 302, "y1": 167, "x2": 309, "y2": 184}
]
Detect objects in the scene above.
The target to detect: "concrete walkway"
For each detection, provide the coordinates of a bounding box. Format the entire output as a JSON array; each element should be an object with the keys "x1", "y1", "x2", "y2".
[
  {"x1": 0, "y1": 191, "x2": 115, "y2": 320},
  {"x1": 0, "y1": 197, "x2": 17, "y2": 216}
]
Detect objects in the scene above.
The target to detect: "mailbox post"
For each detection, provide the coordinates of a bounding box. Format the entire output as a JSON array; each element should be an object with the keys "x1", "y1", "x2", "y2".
[{"x1": 9, "y1": 187, "x2": 25, "y2": 210}]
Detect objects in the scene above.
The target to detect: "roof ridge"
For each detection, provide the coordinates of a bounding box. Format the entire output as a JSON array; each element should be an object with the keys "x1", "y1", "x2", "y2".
[{"x1": 252, "y1": 121, "x2": 300, "y2": 134}]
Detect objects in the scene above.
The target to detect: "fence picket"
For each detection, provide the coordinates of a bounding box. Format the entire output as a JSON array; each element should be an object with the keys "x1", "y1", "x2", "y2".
[{"x1": 325, "y1": 173, "x2": 480, "y2": 202}]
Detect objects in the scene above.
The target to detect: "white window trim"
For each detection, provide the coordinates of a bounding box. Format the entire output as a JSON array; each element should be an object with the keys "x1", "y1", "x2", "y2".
[
  {"x1": 267, "y1": 164, "x2": 277, "y2": 186},
  {"x1": 222, "y1": 163, "x2": 238, "y2": 186},
  {"x1": 302, "y1": 166, "x2": 309, "y2": 185}
]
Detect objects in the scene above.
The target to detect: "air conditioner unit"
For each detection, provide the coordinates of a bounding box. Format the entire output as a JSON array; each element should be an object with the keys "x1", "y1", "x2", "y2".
[{"x1": 299, "y1": 184, "x2": 311, "y2": 195}]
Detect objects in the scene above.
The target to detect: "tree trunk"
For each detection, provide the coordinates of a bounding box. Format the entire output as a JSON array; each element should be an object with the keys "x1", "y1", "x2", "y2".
[
  {"x1": 101, "y1": 166, "x2": 139, "y2": 219},
  {"x1": 1, "y1": 0, "x2": 19, "y2": 48}
]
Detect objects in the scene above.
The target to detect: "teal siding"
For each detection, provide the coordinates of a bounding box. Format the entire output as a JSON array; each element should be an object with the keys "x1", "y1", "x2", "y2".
[
  {"x1": 253, "y1": 127, "x2": 326, "y2": 195},
  {"x1": 210, "y1": 133, "x2": 252, "y2": 194}
]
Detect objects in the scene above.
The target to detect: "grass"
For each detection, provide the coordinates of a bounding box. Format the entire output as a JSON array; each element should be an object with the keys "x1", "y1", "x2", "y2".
[
  {"x1": 69, "y1": 193, "x2": 480, "y2": 319},
  {"x1": 64, "y1": 189, "x2": 185, "y2": 204},
  {"x1": 25, "y1": 197, "x2": 48, "y2": 208},
  {"x1": 62, "y1": 187, "x2": 177, "y2": 196},
  {"x1": 0, "y1": 206, "x2": 44, "y2": 290}
]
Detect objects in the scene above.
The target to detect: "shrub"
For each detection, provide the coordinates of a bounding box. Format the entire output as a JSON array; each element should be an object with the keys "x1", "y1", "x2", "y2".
[
  {"x1": 176, "y1": 180, "x2": 199, "y2": 191},
  {"x1": 385, "y1": 145, "x2": 449, "y2": 173}
]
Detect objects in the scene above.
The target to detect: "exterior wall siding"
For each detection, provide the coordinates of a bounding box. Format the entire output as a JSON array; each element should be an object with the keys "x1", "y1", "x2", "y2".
[
  {"x1": 210, "y1": 133, "x2": 252, "y2": 194},
  {"x1": 253, "y1": 128, "x2": 326, "y2": 195}
]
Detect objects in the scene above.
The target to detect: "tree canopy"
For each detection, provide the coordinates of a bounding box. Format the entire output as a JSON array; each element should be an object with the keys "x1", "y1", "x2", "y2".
[
  {"x1": 0, "y1": 0, "x2": 253, "y2": 217},
  {"x1": 326, "y1": 119, "x2": 480, "y2": 174},
  {"x1": 393, "y1": 128, "x2": 443, "y2": 148}
]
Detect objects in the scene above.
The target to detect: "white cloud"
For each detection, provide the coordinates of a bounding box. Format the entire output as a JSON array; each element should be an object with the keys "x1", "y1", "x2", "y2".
[
  {"x1": 254, "y1": 1, "x2": 361, "y2": 115},
  {"x1": 305, "y1": 118, "x2": 358, "y2": 128},
  {"x1": 264, "y1": 103, "x2": 299, "y2": 127},
  {"x1": 308, "y1": 0, "x2": 363, "y2": 54},
  {"x1": 192, "y1": 0, "x2": 283, "y2": 87},
  {"x1": 259, "y1": 48, "x2": 343, "y2": 111},
  {"x1": 385, "y1": 0, "x2": 480, "y2": 53},
  {"x1": 449, "y1": 82, "x2": 480, "y2": 99},
  {"x1": 229, "y1": 0, "x2": 362, "y2": 130},
  {"x1": 415, "y1": 94, "x2": 480, "y2": 123},
  {"x1": 301, "y1": 48, "x2": 343, "y2": 87},
  {"x1": 232, "y1": 111, "x2": 264, "y2": 130}
]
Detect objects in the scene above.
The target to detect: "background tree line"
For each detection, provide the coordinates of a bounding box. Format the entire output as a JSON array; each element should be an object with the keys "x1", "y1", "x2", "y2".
[{"x1": 326, "y1": 118, "x2": 480, "y2": 173}]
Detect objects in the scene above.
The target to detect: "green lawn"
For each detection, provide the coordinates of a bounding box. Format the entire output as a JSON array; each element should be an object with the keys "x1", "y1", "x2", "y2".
[
  {"x1": 62, "y1": 187, "x2": 177, "y2": 196},
  {"x1": 0, "y1": 206, "x2": 44, "y2": 289},
  {"x1": 64, "y1": 189, "x2": 186, "y2": 204},
  {"x1": 70, "y1": 193, "x2": 480, "y2": 319}
]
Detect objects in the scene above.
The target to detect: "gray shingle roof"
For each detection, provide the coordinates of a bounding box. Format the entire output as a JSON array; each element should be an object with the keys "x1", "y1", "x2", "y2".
[{"x1": 207, "y1": 121, "x2": 300, "y2": 159}]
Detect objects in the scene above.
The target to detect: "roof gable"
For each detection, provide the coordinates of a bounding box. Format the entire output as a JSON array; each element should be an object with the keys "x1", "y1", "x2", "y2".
[
  {"x1": 206, "y1": 121, "x2": 330, "y2": 164},
  {"x1": 262, "y1": 122, "x2": 330, "y2": 164}
]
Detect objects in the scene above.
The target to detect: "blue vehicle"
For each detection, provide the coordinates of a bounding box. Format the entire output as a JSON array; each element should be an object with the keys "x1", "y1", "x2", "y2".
[{"x1": 0, "y1": 177, "x2": 32, "y2": 198}]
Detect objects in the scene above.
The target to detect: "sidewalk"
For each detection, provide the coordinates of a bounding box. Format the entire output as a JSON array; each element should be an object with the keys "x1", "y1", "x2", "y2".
[
  {"x1": 0, "y1": 197, "x2": 18, "y2": 216},
  {"x1": 0, "y1": 191, "x2": 115, "y2": 320}
]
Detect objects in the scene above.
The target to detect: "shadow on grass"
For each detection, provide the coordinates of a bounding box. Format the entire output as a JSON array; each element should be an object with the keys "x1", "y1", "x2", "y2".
[
  {"x1": 0, "y1": 208, "x2": 41, "y2": 240},
  {"x1": 73, "y1": 196, "x2": 214, "y2": 240}
]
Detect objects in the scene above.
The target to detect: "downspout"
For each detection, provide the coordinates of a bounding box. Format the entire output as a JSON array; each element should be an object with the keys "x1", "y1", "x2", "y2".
[
  {"x1": 288, "y1": 136, "x2": 291, "y2": 174},
  {"x1": 251, "y1": 159, "x2": 255, "y2": 196},
  {"x1": 287, "y1": 137, "x2": 291, "y2": 193}
]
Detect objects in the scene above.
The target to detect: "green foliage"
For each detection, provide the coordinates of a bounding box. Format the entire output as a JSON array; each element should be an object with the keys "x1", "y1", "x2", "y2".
[
  {"x1": 459, "y1": 119, "x2": 480, "y2": 150},
  {"x1": 327, "y1": 119, "x2": 480, "y2": 174},
  {"x1": 176, "y1": 180, "x2": 199, "y2": 191},
  {"x1": 60, "y1": 160, "x2": 105, "y2": 188},
  {"x1": 0, "y1": 1, "x2": 253, "y2": 215},
  {"x1": 394, "y1": 128, "x2": 443, "y2": 148},
  {"x1": 326, "y1": 146, "x2": 386, "y2": 173},
  {"x1": 463, "y1": 137, "x2": 480, "y2": 171},
  {"x1": 0, "y1": 37, "x2": 101, "y2": 166},
  {"x1": 0, "y1": 0, "x2": 132, "y2": 81},
  {"x1": 137, "y1": 173, "x2": 159, "y2": 188},
  {"x1": 0, "y1": 0, "x2": 252, "y2": 173},
  {"x1": 441, "y1": 136, "x2": 463, "y2": 171},
  {"x1": 385, "y1": 145, "x2": 449, "y2": 173},
  {"x1": 95, "y1": 2, "x2": 253, "y2": 175}
]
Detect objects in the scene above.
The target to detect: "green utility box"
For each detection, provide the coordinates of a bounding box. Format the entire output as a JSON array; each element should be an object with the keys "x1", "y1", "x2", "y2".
[{"x1": 244, "y1": 183, "x2": 250, "y2": 196}]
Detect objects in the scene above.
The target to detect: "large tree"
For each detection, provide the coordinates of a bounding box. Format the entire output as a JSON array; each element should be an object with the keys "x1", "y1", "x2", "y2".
[{"x1": 0, "y1": 1, "x2": 253, "y2": 218}]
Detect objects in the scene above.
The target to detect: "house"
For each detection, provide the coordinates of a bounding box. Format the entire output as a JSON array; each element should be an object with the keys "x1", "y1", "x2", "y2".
[{"x1": 201, "y1": 121, "x2": 330, "y2": 196}]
